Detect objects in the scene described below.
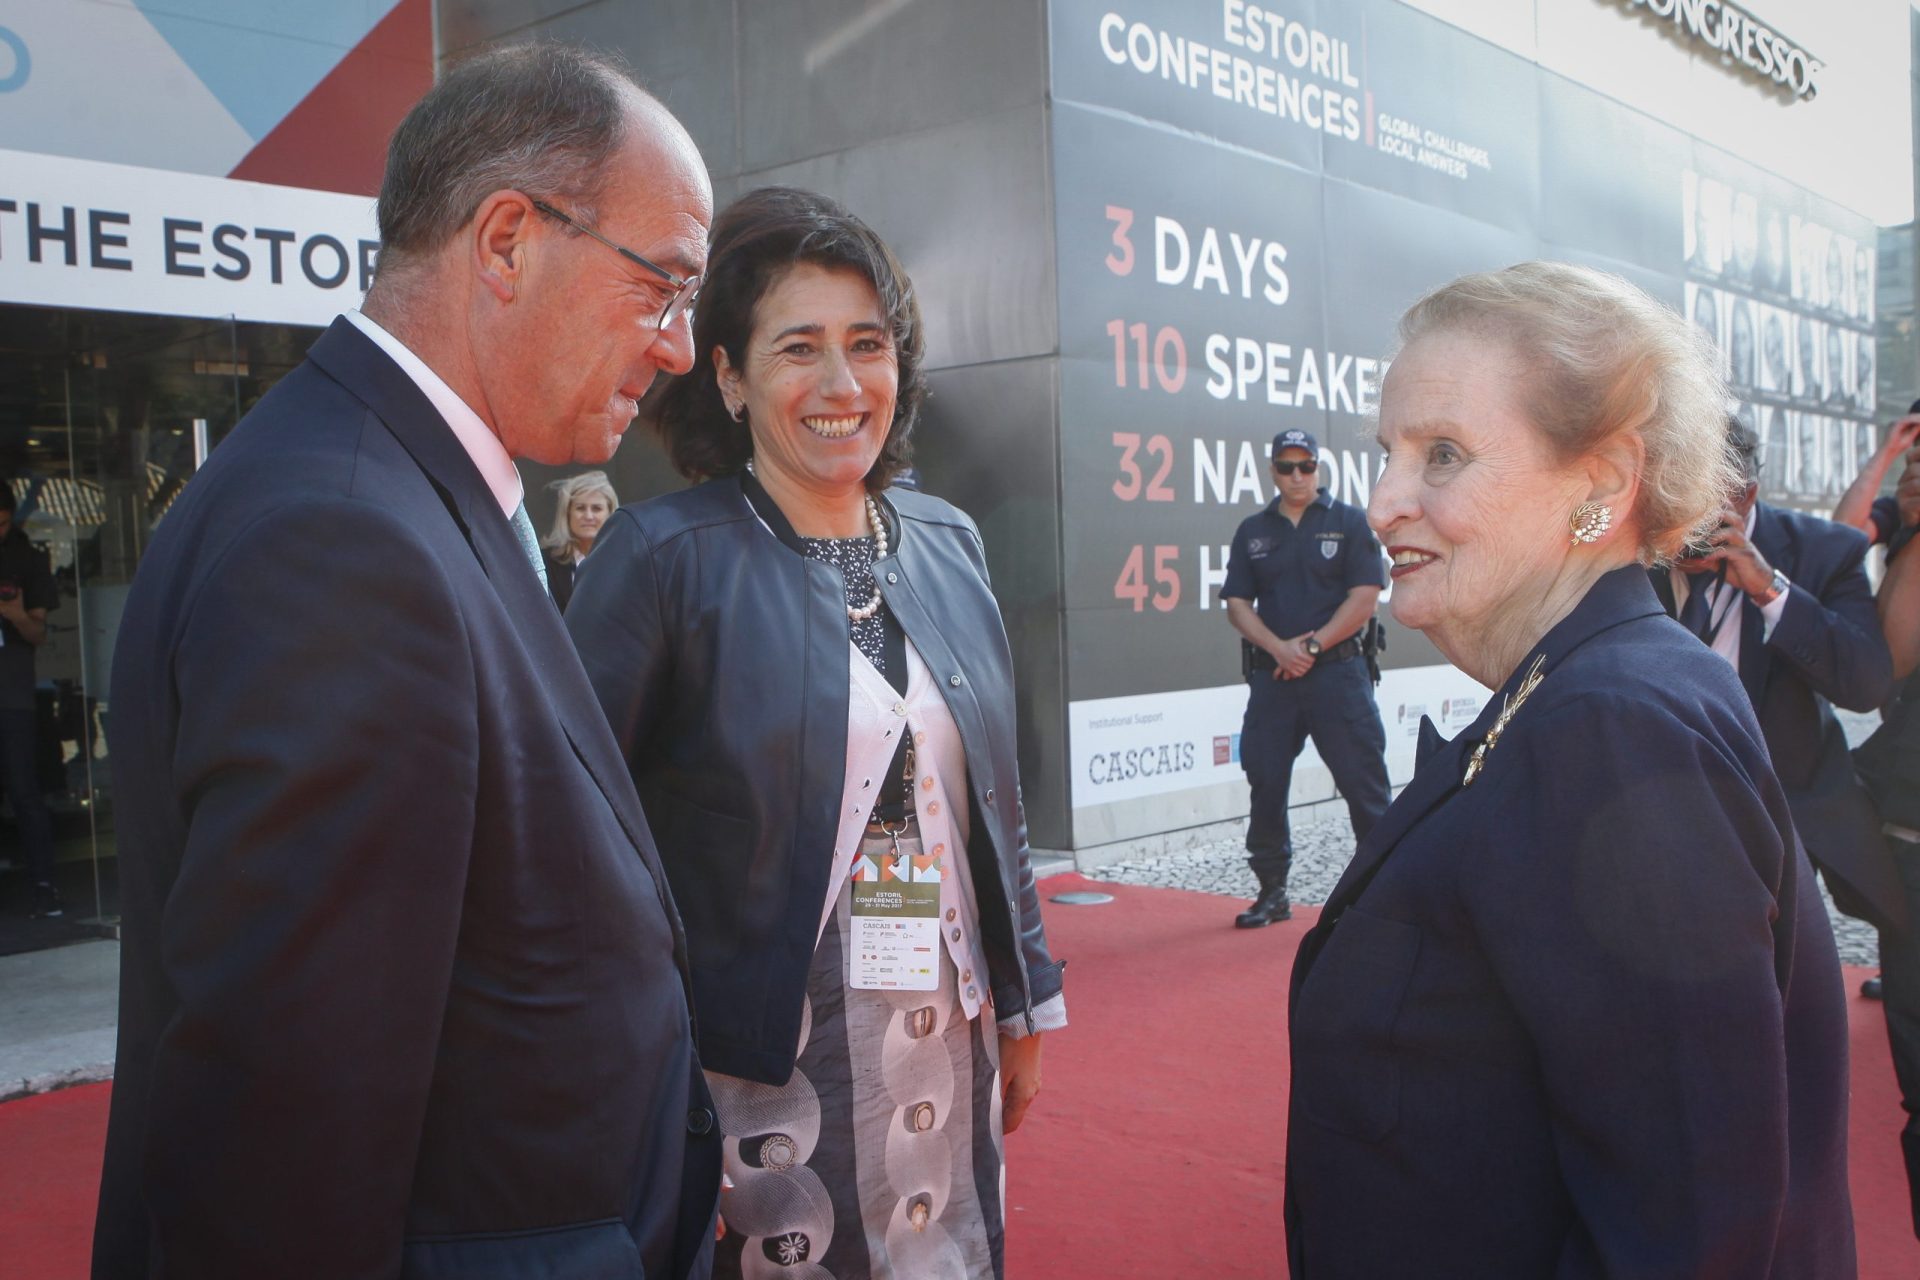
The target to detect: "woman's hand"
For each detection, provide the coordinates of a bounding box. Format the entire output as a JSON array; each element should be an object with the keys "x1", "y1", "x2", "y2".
[{"x1": 999, "y1": 1032, "x2": 1044, "y2": 1134}]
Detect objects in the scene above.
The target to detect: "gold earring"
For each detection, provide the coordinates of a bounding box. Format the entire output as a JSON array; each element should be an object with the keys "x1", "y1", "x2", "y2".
[{"x1": 1569, "y1": 502, "x2": 1612, "y2": 545}]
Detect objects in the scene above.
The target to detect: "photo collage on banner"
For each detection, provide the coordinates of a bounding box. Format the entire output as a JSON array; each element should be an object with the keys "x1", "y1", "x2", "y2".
[{"x1": 1683, "y1": 170, "x2": 1876, "y2": 507}]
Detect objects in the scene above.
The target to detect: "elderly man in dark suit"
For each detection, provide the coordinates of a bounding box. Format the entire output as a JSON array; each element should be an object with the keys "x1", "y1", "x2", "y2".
[
  {"x1": 1653, "y1": 418, "x2": 1901, "y2": 934},
  {"x1": 92, "y1": 46, "x2": 720, "y2": 1279}
]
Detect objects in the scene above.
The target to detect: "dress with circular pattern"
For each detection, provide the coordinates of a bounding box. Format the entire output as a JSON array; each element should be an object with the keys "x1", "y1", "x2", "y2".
[{"x1": 705, "y1": 826, "x2": 1004, "y2": 1279}]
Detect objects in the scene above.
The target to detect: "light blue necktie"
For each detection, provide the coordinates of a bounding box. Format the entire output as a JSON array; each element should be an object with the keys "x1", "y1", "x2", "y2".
[{"x1": 509, "y1": 502, "x2": 549, "y2": 591}]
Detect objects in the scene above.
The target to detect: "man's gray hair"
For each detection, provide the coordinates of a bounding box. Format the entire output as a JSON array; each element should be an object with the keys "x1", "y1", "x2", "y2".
[{"x1": 375, "y1": 43, "x2": 639, "y2": 279}]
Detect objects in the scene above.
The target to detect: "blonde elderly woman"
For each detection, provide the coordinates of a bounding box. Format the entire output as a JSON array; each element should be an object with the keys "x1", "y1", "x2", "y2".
[
  {"x1": 1285, "y1": 263, "x2": 1854, "y2": 1278},
  {"x1": 540, "y1": 470, "x2": 617, "y2": 612}
]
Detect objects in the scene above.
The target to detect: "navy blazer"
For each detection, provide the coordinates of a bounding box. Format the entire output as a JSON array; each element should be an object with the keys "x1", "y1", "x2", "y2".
[
  {"x1": 1741, "y1": 503, "x2": 1900, "y2": 931},
  {"x1": 1286, "y1": 568, "x2": 1854, "y2": 1279},
  {"x1": 94, "y1": 319, "x2": 719, "y2": 1280}
]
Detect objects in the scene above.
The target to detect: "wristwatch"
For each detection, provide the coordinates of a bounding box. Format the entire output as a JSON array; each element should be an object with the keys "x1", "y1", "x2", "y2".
[
  {"x1": 1304, "y1": 637, "x2": 1323, "y2": 657},
  {"x1": 1758, "y1": 568, "x2": 1789, "y2": 606}
]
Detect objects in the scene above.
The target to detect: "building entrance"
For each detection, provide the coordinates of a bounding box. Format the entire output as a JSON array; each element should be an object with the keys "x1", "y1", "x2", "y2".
[{"x1": 0, "y1": 304, "x2": 317, "y2": 952}]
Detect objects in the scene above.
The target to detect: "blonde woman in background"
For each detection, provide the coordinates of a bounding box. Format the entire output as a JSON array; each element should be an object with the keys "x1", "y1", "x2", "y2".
[{"x1": 541, "y1": 470, "x2": 618, "y2": 612}]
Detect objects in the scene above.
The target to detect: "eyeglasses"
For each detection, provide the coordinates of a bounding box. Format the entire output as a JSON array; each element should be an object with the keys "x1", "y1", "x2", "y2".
[
  {"x1": 1273, "y1": 459, "x2": 1319, "y2": 476},
  {"x1": 531, "y1": 199, "x2": 700, "y2": 331}
]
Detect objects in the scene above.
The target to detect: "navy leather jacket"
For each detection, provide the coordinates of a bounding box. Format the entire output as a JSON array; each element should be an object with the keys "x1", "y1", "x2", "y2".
[{"x1": 568, "y1": 476, "x2": 1064, "y2": 1085}]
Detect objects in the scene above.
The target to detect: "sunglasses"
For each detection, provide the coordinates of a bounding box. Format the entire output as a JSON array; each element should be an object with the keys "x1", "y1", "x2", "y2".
[{"x1": 1273, "y1": 460, "x2": 1319, "y2": 476}]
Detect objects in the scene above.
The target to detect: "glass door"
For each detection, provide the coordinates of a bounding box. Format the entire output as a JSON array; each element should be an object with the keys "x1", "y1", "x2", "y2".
[{"x1": 0, "y1": 304, "x2": 317, "y2": 951}]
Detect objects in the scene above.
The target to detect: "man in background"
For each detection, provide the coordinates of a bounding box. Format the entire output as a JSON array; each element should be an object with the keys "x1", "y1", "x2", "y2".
[
  {"x1": 1654, "y1": 418, "x2": 1900, "y2": 934},
  {"x1": 0, "y1": 484, "x2": 58, "y2": 918},
  {"x1": 1220, "y1": 428, "x2": 1388, "y2": 930}
]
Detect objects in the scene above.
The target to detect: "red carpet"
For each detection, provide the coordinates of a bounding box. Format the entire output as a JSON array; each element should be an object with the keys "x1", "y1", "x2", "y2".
[
  {"x1": 4, "y1": 876, "x2": 1917, "y2": 1279},
  {"x1": 0, "y1": 1079, "x2": 110, "y2": 1276},
  {"x1": 1004, "y1": 874, "x2": 1920, "y2": 1280}
]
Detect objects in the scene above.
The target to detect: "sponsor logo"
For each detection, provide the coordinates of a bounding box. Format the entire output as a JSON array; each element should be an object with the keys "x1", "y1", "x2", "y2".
[{"x1": 1088, "y1": 741, "x2": 1199, "y2": 785}]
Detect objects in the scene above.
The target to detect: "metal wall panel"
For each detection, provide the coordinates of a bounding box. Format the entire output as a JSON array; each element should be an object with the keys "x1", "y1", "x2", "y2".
[
  {"x1": 732, "y1": 104, "x2": 1056, "y2": 371},
  {"x1": 1538, "y1": 72, "x2": 1690, "y2": 272},
  {"x1": 914, "y1": 356, "x2": 1069, "y2": 850},
  {"x1": 439, "y1": 0, "x2": 592, "y2": 51},
  {"x1": 734, "y1": 0, "x2": 1047, "y2": 175},
  {"x1": 437, "y1": 0, "x2": 740, "y2": 175}
]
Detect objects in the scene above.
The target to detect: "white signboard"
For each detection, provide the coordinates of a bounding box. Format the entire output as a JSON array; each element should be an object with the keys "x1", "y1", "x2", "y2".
[
  {"x1": 0, "y1": 147, "x2": 378, "y2": 326},
  {"x1": 1067, "y1": 662, "x2": 1492, "y2": 810}
]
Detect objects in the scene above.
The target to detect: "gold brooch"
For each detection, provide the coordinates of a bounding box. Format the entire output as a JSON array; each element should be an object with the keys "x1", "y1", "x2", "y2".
[{"x1": 1462, "y1": 654, "x2": 1547, "y2": 787}]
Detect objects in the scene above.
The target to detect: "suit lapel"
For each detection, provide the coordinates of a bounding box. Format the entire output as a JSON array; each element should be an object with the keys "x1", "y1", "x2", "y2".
[
  {"x1": 464, "y1": 495, "x2": 667, "y2": 869},
  {"x1": 1320, "y1": 714, "x2": 1480, "y2": 920},
  {"x1": 1648, "y1": 566, "x2": 1678, "y2": 618},
  {"x1": 304, "y1": 321, "x2": 668, "y2": 885},
  {"x1": 1737, "y1": 596, "x2": 1767, "y2": 707},
  {"x1": 1742, "y1": 506, "x2": 1791, "y2": 707},
  {"x1": 1292, "y1": 717, "x2": 1479, "y2": 1000}
]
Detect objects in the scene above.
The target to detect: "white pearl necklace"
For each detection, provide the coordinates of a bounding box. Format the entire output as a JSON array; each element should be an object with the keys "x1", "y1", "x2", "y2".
[
  {"x1": 746, "y1": 459, "x2": 888, "y2": 623},
  {"x1": 847, "y1": 492, "x2": 888, "y2": 622}
]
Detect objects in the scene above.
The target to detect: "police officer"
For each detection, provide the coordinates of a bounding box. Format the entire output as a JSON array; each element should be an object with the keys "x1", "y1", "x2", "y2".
[{"x1": 1220, "y1": 428, "x2": 1390, "y2": 928}]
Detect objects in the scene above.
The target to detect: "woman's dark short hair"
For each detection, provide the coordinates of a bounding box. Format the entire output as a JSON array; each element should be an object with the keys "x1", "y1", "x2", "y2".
[{"x1": 653, "y1": 186, "x2": 925, "y2": 491}]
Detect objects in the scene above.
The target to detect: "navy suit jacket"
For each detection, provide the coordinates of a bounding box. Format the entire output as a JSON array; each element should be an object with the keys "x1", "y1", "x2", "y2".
[
  {"x1": 1740, "y1": 503, "x2": 1900, "y2": 931},
  {"x1": 1286, "y1": 568, "x2": 1854, "y2": 1278},
  {"x1": 93, "y1": 319, "x2": 720, "y2": 1280}
]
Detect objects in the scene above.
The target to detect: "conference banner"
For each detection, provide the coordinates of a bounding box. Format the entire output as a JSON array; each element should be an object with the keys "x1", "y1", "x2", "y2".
[{"x1": 1048, "y1": 0, "x2": 1877, "y2": 829}]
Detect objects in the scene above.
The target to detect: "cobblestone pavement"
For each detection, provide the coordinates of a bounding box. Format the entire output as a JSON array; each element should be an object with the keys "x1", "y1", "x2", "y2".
[{"x1": 1093, "y1": 813, "x2": 1883, "y2": 968}]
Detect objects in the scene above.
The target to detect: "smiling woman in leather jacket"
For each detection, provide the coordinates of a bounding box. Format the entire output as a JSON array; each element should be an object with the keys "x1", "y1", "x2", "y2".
[{"x1": 566, "y1": 186, "x2": 1064, "y2": 1280}]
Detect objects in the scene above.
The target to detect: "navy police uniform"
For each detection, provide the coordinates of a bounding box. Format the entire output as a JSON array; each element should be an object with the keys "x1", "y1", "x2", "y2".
[{"x1": 1221, "y1": 430, "x2": 1390, "y2": 918}]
